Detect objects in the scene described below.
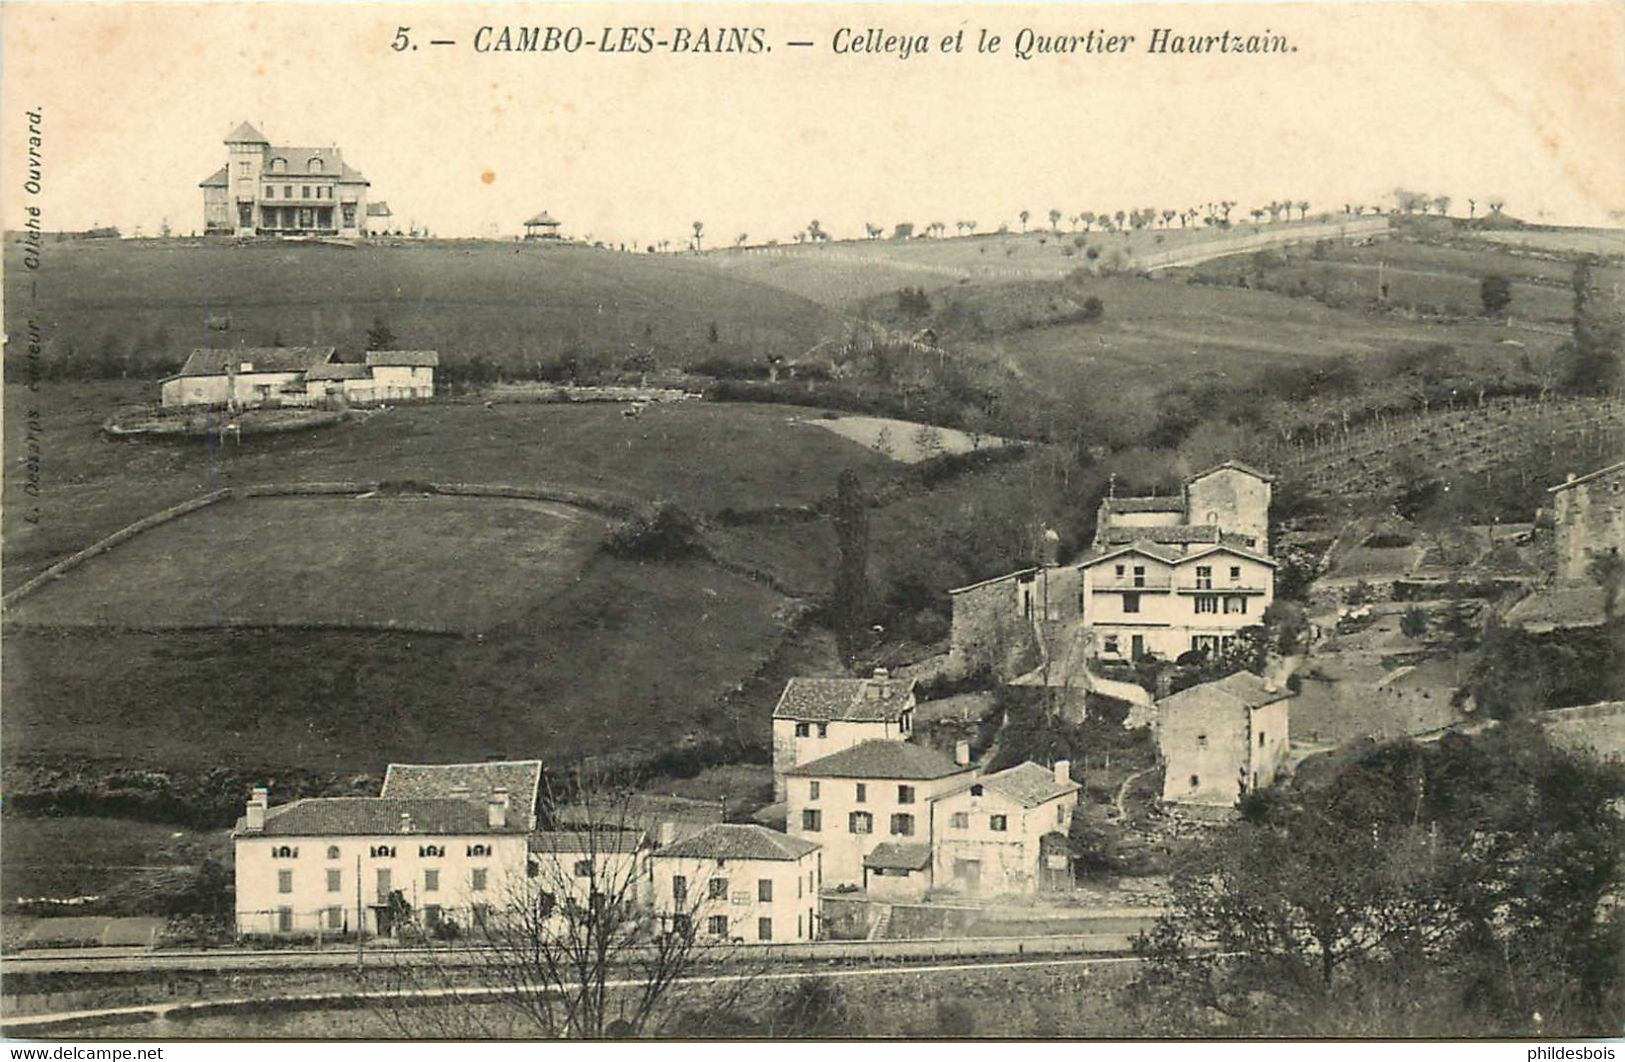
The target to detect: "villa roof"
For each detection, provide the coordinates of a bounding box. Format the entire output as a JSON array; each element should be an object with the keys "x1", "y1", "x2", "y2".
[
  {"x1": 176, "y1": 347, "x2": 336, "y2": 378},
  {"x1": 1074, "y1": 541, "x2": 1187, "y2": 568},
  {"x1": 1179, "y1": 542, "x2": 1278, "y2": 568},
  {"x1": 238, "y1": 797, "x2": 525, "y2": 837},
  {"x1": 863, "y1": 842, "x2": 932, "y2": 871},
  {"x1": 1101, "y1": 495, "x2": 1186, "y2": 514},
  {"x1": 527, "y1": 830, "x2": 646, "y2": 855},
  {"x1": 1189, "y1": 460, "x2": 1274, "y2": 483},
  {"x1": 1549, "y1": 460, "x2": 1625, "y2": 493},
  {"x1": 304, "y1": 364, "x2": 372, "y2": 381},
  {"x1": 654, "y1": 824, "x2": 819, "y2": 862},
  {"x1": 225, "y1": 121, "x2": 268, "y2": 144},
  {"x1": 263, "y1": 146, "x2": 362, "y2": 181},
  {"x1": 1157, "y1": 670, "x2": 1291, "y2": 714},
  {"x1": 381, "y1": 760, "x2": 543, "y2": 824},
  {"x1": 1103, "y1": 524, "x2": 1224, "y2": 546},
  {"x1": 773, "y1": 674, "x2": 916, "y2": 723},
  {"x1": 365, "y1": 350, "x2": 440, "y2": 368},
  {"x1": 198, "y1": 165, "x2": 229, "y2": 189},
  {"x1": 784, "y1": 740, "x2": 971, "y2": 781}
]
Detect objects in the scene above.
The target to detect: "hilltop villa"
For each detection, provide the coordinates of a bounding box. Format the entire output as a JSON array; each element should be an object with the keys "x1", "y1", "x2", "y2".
[{"x1": 200, "y1": 122, "x2": 373, "y2": 237}]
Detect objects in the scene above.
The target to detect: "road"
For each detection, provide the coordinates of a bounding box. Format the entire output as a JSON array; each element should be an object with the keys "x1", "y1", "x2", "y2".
[{"x1": 2, "y1": 950, "x2": 1157, "y2": 1036}]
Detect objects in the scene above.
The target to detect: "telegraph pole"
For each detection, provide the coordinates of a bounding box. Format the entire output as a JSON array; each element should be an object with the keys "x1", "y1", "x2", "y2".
[{"x1": 356, "y1": 854, "x2": 364, "y2": 970}]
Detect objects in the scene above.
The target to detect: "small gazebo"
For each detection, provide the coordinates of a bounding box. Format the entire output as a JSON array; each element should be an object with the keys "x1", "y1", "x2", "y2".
[{"x1": 523, "y1": 211, "x2": 562, "y2": 240}]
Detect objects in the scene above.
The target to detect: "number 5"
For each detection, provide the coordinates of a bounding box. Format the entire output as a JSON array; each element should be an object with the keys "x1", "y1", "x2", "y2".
[{"x1": 392, "y1": 26, "x2": 411, "y2": 51}]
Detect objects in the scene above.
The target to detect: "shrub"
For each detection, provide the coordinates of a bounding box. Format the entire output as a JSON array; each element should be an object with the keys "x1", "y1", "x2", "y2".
[
  {"x1": 1480, "y1": 274, "x2": 1513, "y2": 316},
  {"x1": 602, "y1": 504, "x2": 704, "y2": 561}
]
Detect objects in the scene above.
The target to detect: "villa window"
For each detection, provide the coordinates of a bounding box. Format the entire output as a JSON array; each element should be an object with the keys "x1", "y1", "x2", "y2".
[
  {"x1": 1115, "y1": 564, "x2": 1125, "y2": 578},
  {"x1": 265, "y1": 185, "x2": 275, "y2": 199},
  {"x1": 1230, "y1": 566, "x2": 1242, "y2": 581},
  {"x1": 1195, "y1": 596, "x2": 1218, "y2": 614},
  {"x1": 1224, "y1": 596, "x2": 1248, "y2": 615},
  {"x1": 237, "y1": 161, "x2": 251, "y2": 176},
  {"x1": 270, "y1": 157, "x2": 286, "y2": 173},
  {"x1": 467, "y1": 844, "x2": 490, "y2": 857},
  {"x1": 758, "y1": 917, "x2": 773, "y2": 941},
  {"x1": 283, "y1": 185, "x2": 293, "y2": 199},
  {"x1": 950, "y1": 812, "x2": 969, "y2": 829},
  {"x1": 1259, "y1": 731, "x2": 1267, "y2": 748},
  {"x1": 989, "y1": 815, "x2": 1008, "y2": 832},
  {"x1": 326, "y1": 907, "x2": 343, "y2": 931},
  {"x1": 471, "y1": 868, "x2": 488, "y2": 892},
  {"x1": 970, "y1": 784, "x2": 983, "y2": 797},
  {"x1": 308, "y1": 157, "x2": 324, "y2": 173},
  {"x1": 1103, "y1": 635, "x2": 1120, "y2": 654},
  {"x1": 272, "y1": 845, "x2": 299, "y2": 859},
  {"x1": 890, "y1": 813, "x2": 915, "y2": 837},
  {"x1": 897, "y1": 785, "x2": 916, "y2": 805},
  {"x1": 370, "y1": 845, "x2": 395, "y2": 859},
  {"x1": 1197, "y1": 733, "x2": 1208, "y2": 748},
  {"x1": 326, "y1": 869, "x2": 341, "y2": 893},
  {"x1": 708, "y1": 915, "x2": 729, "y2": 936},
  {"x1": 419, "y1": 845, "x2": 444, "y2": 858},
  {"x1": 758, "y1": 879, "x2": 773, "y2": 902},
  {"x1": 801, "y1": 809, "x2": 821, "y2": 831},
  {"x1": 855, "y1": 783, "x2": 867, "y2": 803},
  {"x1": 1132, "y1": 566, "x2": 1146, "y2": 588},
  {"x1": 849, "y1": 811, "x2": 873, "y2": 835},
  {"x1": 708, "y1": 878, "x2": 729, "y2": 900},
  {"x1": 424, "y1": 869, "x2": 440, "y2": 893},
  {"x1": 302, "y1": 186, "x2": 312, "y2": 199},
  {"x1": 277, "y1": 869, "x2": 293, "y2": 894},
  {"x1": 326, "y1": 846, "x2": 340, "y2": 860},
  {"x1": 1190, "y1": 774, "x2": 1200, "y2": 789},
  {"x1": 1196, "y1": 565, "x2": 1213, "y2": 590},
  {"x1": 809, "y1": 781, "x2": 820, "y2": 800},
  {"x1": 1123, "y1": 593, "x2": 1141, "y2": 614}
]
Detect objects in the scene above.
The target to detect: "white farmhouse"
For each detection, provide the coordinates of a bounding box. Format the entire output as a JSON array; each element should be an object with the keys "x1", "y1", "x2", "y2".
[
  {"x1": 160, "y1": 347, "x2": 337, "y2": 409},
  {"x1": 233, "y1": 785, "x2": 530, "y2": 938},
  {"x1": 784, "y1": 740, "x2": 974, "y2": 888},
  {"x1": 1077, "y1": 542, "x2": 1276, "y2": 663},
  {"x1": 771, "y1": 669, "x2": 916, "y2": 798},
  {"x1": 650, "y1": 824, "x2": 822, "y2": 944},
  {"x1": 930, "y1": 761, "x2": 1080, "y2": 896},
  {"x1": 363, "y1": 350, "x2": 439, "y2": 399},
  {"x1": 1156, "y1": 670, "x2": 1292, "y2": 808}
]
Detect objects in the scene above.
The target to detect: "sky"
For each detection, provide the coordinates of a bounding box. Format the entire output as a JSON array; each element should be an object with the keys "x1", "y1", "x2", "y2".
[{"x1": 3, "y1": 1, "x2": 1622, "y2": 244}]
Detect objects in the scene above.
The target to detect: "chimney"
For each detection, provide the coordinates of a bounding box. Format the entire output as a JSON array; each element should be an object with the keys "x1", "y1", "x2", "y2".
[
  {"x1": 1054, "y1": 760, "x2": 1072, "y2": 785},
  {"x1": 399, "y1": 811, "x2": 415, "y2": 834},
  {"x1": 244, "y1": 787, "x2": 268, "y2": 833},
  {"x1": 1040, "y1": 527, "x2": 1061, "y2": 567},
  {"x1": 954, "y1": 740, "x2": 971, "y2": 767},
  {"x1": 488, "y1": 786, "x2": 509, "y2": 829}
]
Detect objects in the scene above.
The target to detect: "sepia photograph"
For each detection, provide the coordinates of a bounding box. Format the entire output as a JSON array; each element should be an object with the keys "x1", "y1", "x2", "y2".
[{"x1": 1, "y1": 0, "x2": 1622, "y2": 1045}]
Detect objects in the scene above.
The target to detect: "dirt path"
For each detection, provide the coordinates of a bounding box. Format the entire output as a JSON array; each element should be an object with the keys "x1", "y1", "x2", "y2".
[{"x1": 1114, "y1": 765, "x2": 1159, "y2": 819}]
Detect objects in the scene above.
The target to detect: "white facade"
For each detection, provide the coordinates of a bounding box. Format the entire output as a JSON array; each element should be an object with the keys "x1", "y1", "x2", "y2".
[
  {"x1": 770, "y1": 670, "x2": 916, "y2": 799},
  {"x1": 1080, "y1": 544, "x2": 1276, "y2": 663},
  {"x1": 649, "y1": 825, "x2": 822, "y2": 944},
  {"x1": 930, "y1": 764, "x2": 1079, "y2": 896},
  {"x1": 1158, "y1": 674, "x2": 1292, "y2": 807}
]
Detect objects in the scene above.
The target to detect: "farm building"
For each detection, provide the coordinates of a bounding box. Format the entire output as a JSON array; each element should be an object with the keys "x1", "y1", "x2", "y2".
[
  {"x1": 200, "y1": 122, "x2": 372, "y2": 238},
  {"x1": 1156, "y1": 670, "x2": 1292, "y2": 808},
  {"x1": 930, "y1": 761, "x2": 1079, "y2": 896},
  {"x1": 771, "y1": 668, "x2": 917, "y2": 798},
  {"x1": 160, "y1": 348, "x2": 437, "y2": 409},
  {"x1": 1096, "y1": 462, "x2": 1273, "y2": 555},
  {"x1": 365, "y1": 201, "x2": 395, "y2": 233},
  {"x1": 649, "y1": 824, "x2": 822, "y2": 944},
  {"x1": 1550, "y1": 461, "x2": 1625, "y2": 585}
]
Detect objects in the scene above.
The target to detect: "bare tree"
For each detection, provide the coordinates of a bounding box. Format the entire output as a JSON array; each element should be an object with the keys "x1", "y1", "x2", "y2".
[{"x1": 1018, "y1": 209, "x2": 1030, "y2": 232}]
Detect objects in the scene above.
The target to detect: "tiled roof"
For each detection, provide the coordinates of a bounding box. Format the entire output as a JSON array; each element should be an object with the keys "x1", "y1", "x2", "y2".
[
  {"x1": 1176, "y1": 543, "x2": 1277, "y2": 568},
  {"x1": 225, "y1": 121, "x2": 268, "y2": 144},
  {"x1": 1189, "y1": 460, "x2": 1273, "y2": 483},
  {"x1": 784, "y1": 740, "x2": 970, "y2": 781},
  {"x1": 365, "y1": 350, "x2": 440, "y2": 368},
  {"x1": 265, "y1": 146, "x2": 346, "y2": 179},
  {"x1": 382, "y1": 760, "x2": 543, "y2": 827},
  {"x1": 947, "y1": 567, "x2": 1039, "y2": 596},
  {"x1": 304, "y1": 364, "x2": 372, "y2": 381},
  {"x1": 177, "y1": 347, "x2": 336, "y2": 377},
  {"x1": 1103, "y1": 524, "x2": 1223, "y2": 546},
  {"x1": 528, "y1": 830, "x2": 646, "y2": 855},
  {"x1": 1075, "y1": 541, "x2": 1187, "y2": 568},
  {"x1": 773, "y1": 675, "x2": 915, "y2": 723},
  {"x1": 198, "y1": 165, "x2": 229, "y2": 188},
  {"x1": 554, "y1": 794, "x2": 724, "y2": 831},
  {"x1": 1549, "y1": 460, "x2": 1625, "y2": 493},
  {"x1": 1101, "y1": 495, "x2": 1186, "y2": 514},
  {"x1": 978, "y1": 762, "x2": 1079, "y2": 807},
  {"x1": 1157, "y1": 670, "x2": 1291, "y2": 714},
  {"x1": 653, "y1": 824, "x2": 819, "y2": 862},
  {"x1": 238, "y1": 797, "x2": 524, "y2": 837},
  {"x1": 863, "y1": 842, "x2": 931, "y2": 871}
]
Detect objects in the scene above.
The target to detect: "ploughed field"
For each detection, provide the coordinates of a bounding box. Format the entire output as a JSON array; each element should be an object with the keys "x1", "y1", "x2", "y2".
[{"x1": 5, "y1": 495, "x2": 606, "y2": 633}]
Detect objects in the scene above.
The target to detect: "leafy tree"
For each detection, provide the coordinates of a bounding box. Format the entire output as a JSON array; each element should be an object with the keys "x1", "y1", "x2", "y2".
[
  {"x1": 1587, "y1": 547, "x2": 1625, "y2": 624},
  {"x1": 1479, "y1": 274, "x2": 1513, "y2": 316},
  {"x1": 365, "y1": 316, "x2": 396, "y2": 351},
  {"x1": 771, "y1": 977, "x2": 856, "y2": 1037},
  {"x1": 1564, "y1": 256, "x2": 1623, "y2": 394},
  {"x1": 691, "y1": 220, "x2": 704, "y2": 250},
  {"x1": 1400, "y1": 605, "x2": 1430, "y2": 639}
]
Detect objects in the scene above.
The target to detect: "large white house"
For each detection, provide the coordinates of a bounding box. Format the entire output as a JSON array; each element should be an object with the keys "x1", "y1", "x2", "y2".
[
  {"x1": 771, "y1": 669, "x2": 916, "y2": 798},
  {"x1": 930, "y1": 761, "x2": 1080, "y2": 896},
  {"x1": 1077, "y1": 542, "x2": 1276, "y2": 663},
  {"x1": 649, "y1": 824, "x2": 822, "y2": 944},
  {"x1": 784, "y1": 740, "x2": 975, "y2": 887}
]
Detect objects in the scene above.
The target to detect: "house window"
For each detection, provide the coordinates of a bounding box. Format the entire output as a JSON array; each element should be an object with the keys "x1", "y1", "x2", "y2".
[
  {"x1": 890, "y1": 813, "x2": 915, "y2": 836},
  {"x1": 758, "y1": 879, "x2": 773, "y2": 902},
  {"x1": 342, "y1": 203, "x2": 356, "y2": 227},
  {"x1": 1197, "y1": 733, "x2": 1208, "y2": 748},
  {"x1": 326, "y1": 907, "x2": 343, "y2": 930},
  {"x1": 308, "y1": 157, "x2": 324, "y2": 173},
  {"x1": 326, "y1": 869, "x2": 342, "y2": 893},
  {"x1": 272, "y1": 845, "x2": 299, "y2": 859},
  {"x1": 1115, "y1": 564, "x2": 1125, "y2": 578},
  {"x1": 758, "y1": 917, "x2": 773, "y2": 941},
  {"x1": 1058, "y1": 804, "x2": 1067, "y2": 825},
  {"x1": 855, "y1": 783, "x2": 867, "y2": 803},
  {"x1": 809, "y1": 781, "x2": 820, "y2": 800},
  {"x1": 849, "y1": 811, "x2": 873, "y2": 835},
  {"x1": 573, "y1": 860, "x2": 594, "y2": 878},
  {"x1": 970, "y1": 784, "x2": 984, "y2": 797},
  {"x1": 1196, "y1": 565, "x2": 1213, "y2": 589},
  {"x1": 376, "y1": 868, "x2": 392, "y2": 900},
  {"x1": 817, "y1": 723, "x2": 829, "y2": 739},
  {"x1": 284, "y1": 185, "x2": 293, "y2": 198},
  {"x1": 472, "y1": 868, "x2": 488, "y2": 892},
  {"x1": 265, "y1": 185, "x2": 275, "y2": 198},
  {"x1": 1224, "y1": 596, "x2": 1248, "y2": 615},
  {"x1": 270, "y1": 157, "x2": 286, "y2": 173},
  {"x1": 277, "y1": 907, "x2": 293, "y2": 932},
  {"x1": 424, "y1": 869, "x2": 440, "y2": 893},
  {"x1": 897, "y1": 785, "x2": 916, "y2": 805},
  {"x1": 672, "y1": 875, "x2": 688, "y2": 905},
  {"x1": 467, "y1": 844, "x2": 490, "y2": 857},
  {"x1": 277, "y1": 869, "x2": 294, "y2": 894},
  {"x1": 326, "y1": 846, "x2": 340, "y2": 860},
  {"x1": 794, "y1": 722, "x2": 810, "y2": 738},
  {"x1": 1230, "y1": 566, "x2": 1242, "y2": 581},
  {"x1": 950, "y1": 811, "x2": 969, "y2": 829},
  {"x1": 237, "y1": 161, "x2": 251, "y2": 175},
  {"x1": 1123, "y1": 593, "x2": 1141, "y2": 614},
  {"x1": 370, "y1": 845, "x2": 395, "y2": 859},
  {"x1": 1259, "y1": 731, "x2": 1267, "y2": 747},
  {"x1": 989, "y1": 815, "x2": 1008, "y2": 832},
  {"x1": 1133, "y1": 565, "x2": 1146, "y2": 588},
  {"x1": 419, "y1": 844, "x2": 444, "y2": 858},
  {"x1": 801, "y1": 809, "x2": 822, "y2": 832},
  {"x1": 1189, "y1": 774, "x2": 1200, "y2": 789},
  {"x1": 537, "y1": 891, "x2": 556, "y2": 917},
  {"x1": 708, "y1": 915, "x2": 729, "y2": 937},
  {"x1": 1103, "y1": 635, "x2": 1120, "y2": 654},
  {"x1": 708, "y1": 877, "x2": 729, "y2": 900},
  {"x1": 1195, "y1": 596, "x2": 1218, "y2": 614},
  {"x1": 302, "y1": 185, "x2": 312, "y2": 199}
]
